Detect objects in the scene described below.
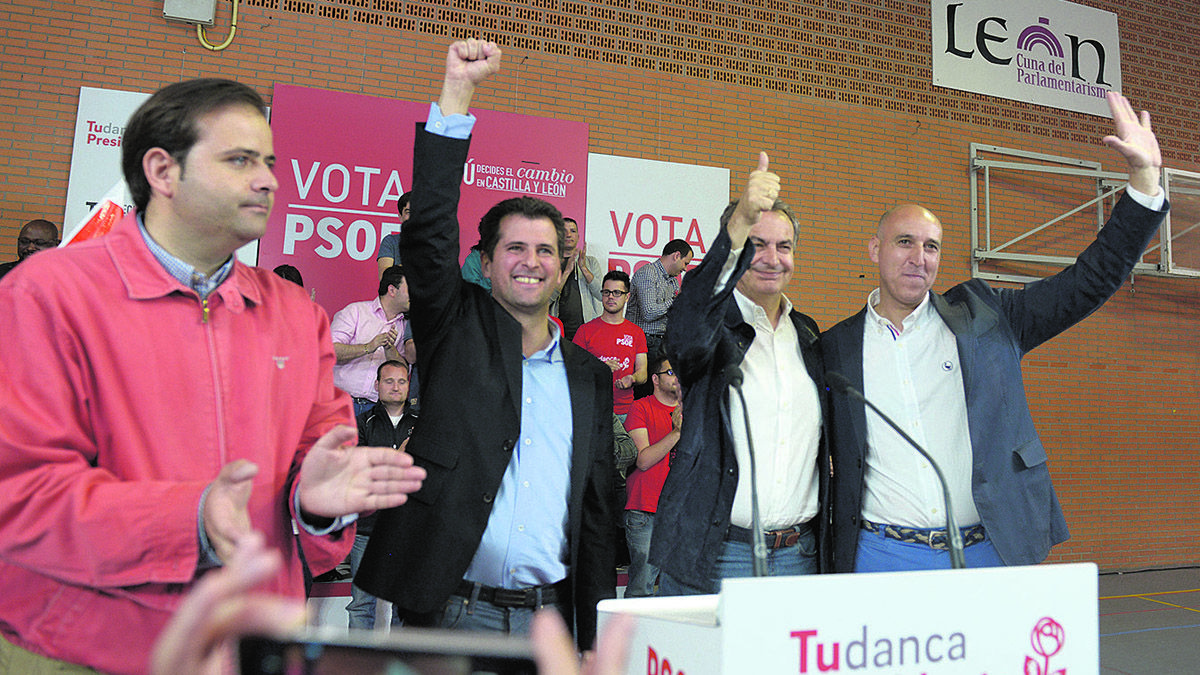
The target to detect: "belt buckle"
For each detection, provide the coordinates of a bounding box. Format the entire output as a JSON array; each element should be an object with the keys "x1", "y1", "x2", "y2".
[
  {"x1": 492, "y1": 588, "x2": 522, "y2": 607},
  {"x1": 929, "y1": 528, "x2": 948, "y2": 551},
  {"x1": 765, "y1": 528, "x2": 788, "y2": 549},
  {"x1": 766, "y1": 526, "x2": 800, "y2": 549},
  {"x1": 515, "y1": 588, "x2": 535, "y2": 608}
]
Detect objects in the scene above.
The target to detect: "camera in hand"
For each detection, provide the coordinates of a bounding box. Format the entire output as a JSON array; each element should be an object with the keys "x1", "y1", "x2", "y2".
[{"x1": 239, "y1": 626, "x2": 536, "y2": 675}]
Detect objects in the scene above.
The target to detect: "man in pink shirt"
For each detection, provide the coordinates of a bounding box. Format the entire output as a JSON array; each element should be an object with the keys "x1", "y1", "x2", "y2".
[
  {"x1": 332, "y1": 264, "x2": 410, "y2": 415},
  {"x1": 573, "y1": 270, "x2": 648, "y2": 418},
  {"x1": 622, "y1": 357, "x2": 682, "y2": 597}
]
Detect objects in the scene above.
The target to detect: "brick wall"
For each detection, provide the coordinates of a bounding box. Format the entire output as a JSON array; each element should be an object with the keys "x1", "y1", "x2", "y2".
[{"x1": 1, "y1": 0, "x2": 1197, "y2": 570}]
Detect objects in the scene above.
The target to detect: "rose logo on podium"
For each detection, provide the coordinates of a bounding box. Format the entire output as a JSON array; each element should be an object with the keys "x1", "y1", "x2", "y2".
[{"x1": 1025, "y1": 616, "x2": 1066, "y2": 675}]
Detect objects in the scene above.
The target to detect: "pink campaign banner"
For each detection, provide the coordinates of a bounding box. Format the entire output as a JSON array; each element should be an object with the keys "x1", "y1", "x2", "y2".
[{"x1": 258, "y1": 84, "x2": 589, "y2": 317}]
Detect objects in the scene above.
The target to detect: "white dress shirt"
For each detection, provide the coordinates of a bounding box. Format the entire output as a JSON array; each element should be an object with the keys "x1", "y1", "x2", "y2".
[
  {"x1": 720, "y1": 249, "x2": 821, "y2": 530},
  {"x1": 860, "y1": 290, "x2": 981, "y2": 528}
]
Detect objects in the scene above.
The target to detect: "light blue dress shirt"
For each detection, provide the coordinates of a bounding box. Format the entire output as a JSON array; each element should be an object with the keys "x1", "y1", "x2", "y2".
[{"x1": 462, "y1": 325, "x2": 574, "y2": 588}]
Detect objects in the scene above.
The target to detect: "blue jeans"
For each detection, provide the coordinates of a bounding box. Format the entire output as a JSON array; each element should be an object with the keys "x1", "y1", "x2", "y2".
[
  {"x1": 658, "y1": 526, "x2": 818, "y2": 596},
  {"x1": 854, "y1": 527, "x2": 1005, "y2": 572},
  {"x1": 624, "y1": 510, "x2": 659, "y2": 597},
  {"x1": 347, "y1": 533, "x2": 401, "y2": 629}
]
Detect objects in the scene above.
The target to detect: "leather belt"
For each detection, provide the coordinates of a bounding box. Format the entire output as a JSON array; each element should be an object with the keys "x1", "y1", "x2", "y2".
[
  {"x1": 861, "y1": 518, "x2": 987, "y2": 550},
  {"x1": 453, "y1": 579, "x2": 565, "y2": 608},
  {"x1": 725, "y1": 521, "x2": 812, "y2": 549}
]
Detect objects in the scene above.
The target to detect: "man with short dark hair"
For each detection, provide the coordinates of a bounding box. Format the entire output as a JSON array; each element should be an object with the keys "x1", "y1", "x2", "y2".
[
  {"x1": 461, "y1": 239, "x2": 492, "y2": 292},
  {"x1": 348, "y1": 360, "x2": 418, "y2": 629},
  {"x1": 0, "y1": 219, "x2": 59, "y2": 280},
  {"x1": 625, "y1": 238, "x2": 693, "y2": 379},
  {"x1": 271, "y1": 263, "x2": 304, "y2": 287},
  {"x1": 550, "y1": 216, "x2": 603, "y2": 340},
  {"x1": 622, "y1": 356, "x2": 681, "y2": 597},
  {"x1": 331, "y1": 265, "x2": 408, "y2": 416},
  {"x1": 573, "y1": 269, "x2": 647, "y2": 419},
  {"x1": 377, "y1": 191, "x2": 413, "y2": 276},
  {"x1": 357, "y1": 41, "x2": 615, "y2": 650},
  {"x1": 0, "y1": 78, "x2": 424, "y2": 674}
]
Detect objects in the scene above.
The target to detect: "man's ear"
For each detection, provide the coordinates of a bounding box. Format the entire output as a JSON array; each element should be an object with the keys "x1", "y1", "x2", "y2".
[
  {"x1": 143, "y1": 148, "x2": 179, "y2": 200},
  {"x1": 480, "y1": 252, "x2": 492, "y2": 280},
  {"x1": 867, "y1": 236, "x2": 881, "y2": 264}
]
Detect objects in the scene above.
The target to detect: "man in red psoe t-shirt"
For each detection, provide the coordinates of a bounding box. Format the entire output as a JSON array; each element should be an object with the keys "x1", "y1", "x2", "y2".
[{"x1": 573, "y1": 270, "x2": 648, "y2": 418}]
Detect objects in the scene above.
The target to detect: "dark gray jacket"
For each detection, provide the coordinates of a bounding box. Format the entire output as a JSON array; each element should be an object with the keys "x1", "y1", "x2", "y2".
[{"x1": 649, "y1": 225, "x2": 831, "y2": 588}]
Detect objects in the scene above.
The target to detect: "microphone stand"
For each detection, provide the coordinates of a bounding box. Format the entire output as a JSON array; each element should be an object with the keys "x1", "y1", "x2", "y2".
[
  {"x1": 722, "y1": 365, "x2": 768, "y2": 577},
  {"x1": 826, "y1": 371, "x2": 966, "y2": 569}
]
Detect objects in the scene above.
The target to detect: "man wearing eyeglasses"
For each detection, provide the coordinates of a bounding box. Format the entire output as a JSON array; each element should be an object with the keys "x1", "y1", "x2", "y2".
[
  {"x1": 0, "y1": 219, "x2": 59, "y2": 281},
  {"x1": 573, "y1": 269, "x2": 648, "y2": 419},
  {"x1": 622, "y1": 356, "x2": 681, "y2": 597}
]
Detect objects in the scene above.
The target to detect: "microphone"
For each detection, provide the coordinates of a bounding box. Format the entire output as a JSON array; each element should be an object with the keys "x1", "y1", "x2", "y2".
[
  {"x1": 722, "y1": 364, "x2": 768, "y2": 576},
  {"x1": 825, "y1": 370, "x2": 966, "y2": 570}
]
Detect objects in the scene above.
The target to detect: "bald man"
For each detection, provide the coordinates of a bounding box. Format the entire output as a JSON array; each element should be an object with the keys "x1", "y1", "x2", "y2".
[
  {"x1": 822, "y1": 92, "x2": 1169, "y2": 573},
  {"x1": 0, "y1": 219, "x2": 58, "y2": 280}
]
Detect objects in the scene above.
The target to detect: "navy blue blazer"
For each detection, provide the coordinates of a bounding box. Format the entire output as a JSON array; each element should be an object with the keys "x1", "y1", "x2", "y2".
[{"x1": 822, "y1": 193, "x2": 1167, "y2": 571}]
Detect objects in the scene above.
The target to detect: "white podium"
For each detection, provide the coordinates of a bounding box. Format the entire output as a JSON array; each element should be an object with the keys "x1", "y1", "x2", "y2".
[{"x1": 598, "y1": 563, "x2": 1097, "y2": 674}]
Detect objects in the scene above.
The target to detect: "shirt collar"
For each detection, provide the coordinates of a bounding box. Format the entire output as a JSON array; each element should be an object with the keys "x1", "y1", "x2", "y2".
[
  {"x1": 734, "y1": 288, "x2": 793, "y2": 329},
  {"x1": 136, "y1": 213, "x2": 233, "y2": 299},
  {"x1": 866, "y1": 288, "x2": 934, "y2": 337},
  {"x1": 526, "y1": 318, "x2": 565, "y2": 364},
  {"x1": 654, "y1": 259, "x2": 671, "y2": 279}
]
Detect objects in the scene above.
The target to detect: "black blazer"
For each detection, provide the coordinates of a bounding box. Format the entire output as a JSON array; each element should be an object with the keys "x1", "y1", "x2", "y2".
[{"x1": 356, "y1": 127, "x2": 616, "y2": 649}]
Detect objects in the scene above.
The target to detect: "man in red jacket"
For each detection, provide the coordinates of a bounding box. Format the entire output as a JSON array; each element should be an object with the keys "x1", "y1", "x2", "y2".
[{"x1": 0, "y1": 78, "x2": 425, "y2": 674}]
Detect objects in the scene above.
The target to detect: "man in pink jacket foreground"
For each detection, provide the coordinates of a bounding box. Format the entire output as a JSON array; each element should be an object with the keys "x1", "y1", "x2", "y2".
[{"x1": 0, "y1": 78, "x2": 425, "y2": 674}]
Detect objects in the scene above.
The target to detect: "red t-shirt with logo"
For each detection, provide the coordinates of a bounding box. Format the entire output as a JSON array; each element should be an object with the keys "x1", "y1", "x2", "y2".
[{"x1": 573, "y1": 317, "x2": 647, "y2": 415}]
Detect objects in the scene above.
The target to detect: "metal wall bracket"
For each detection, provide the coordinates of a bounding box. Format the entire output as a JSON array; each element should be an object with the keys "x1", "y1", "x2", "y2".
[{"x1": 969, "y1": 143, "x2": 1199, "y2": 283}]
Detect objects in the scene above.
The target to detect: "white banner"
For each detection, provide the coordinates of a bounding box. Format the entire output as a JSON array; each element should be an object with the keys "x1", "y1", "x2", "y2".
[
  {"x1": 64, "y1": 87, "x2": 147, "y2": 241},
  {"x1": 584, "y1": 154, "x2": 729, "y2": 276},
  {"x1": 601, "y1": 563, "x2": 1099, "y2": 675},
  {"x1": 931, "y1": 0, "x2": 1121, "y2": 117}
]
